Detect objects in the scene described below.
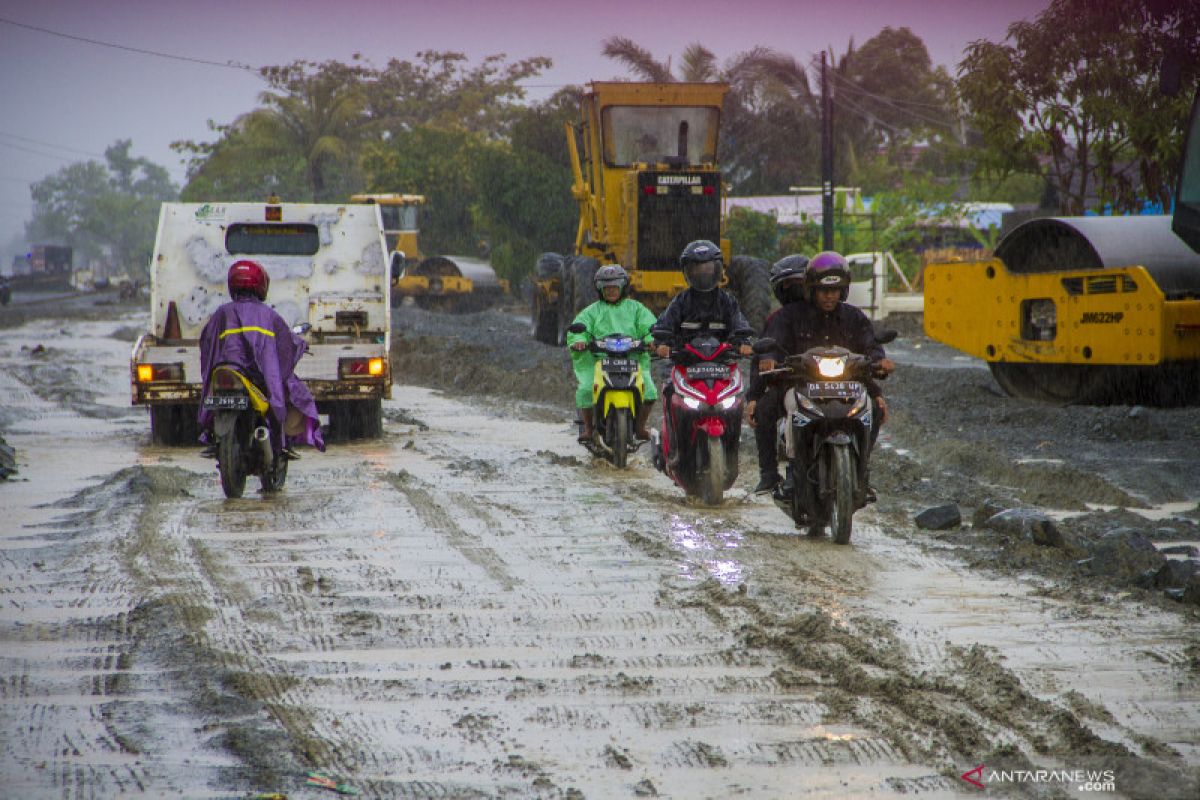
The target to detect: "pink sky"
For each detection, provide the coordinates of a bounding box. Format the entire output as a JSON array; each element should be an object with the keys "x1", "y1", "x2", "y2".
[{"x1": 0, "y1": 0, "x2": 1050, "y2": 249}]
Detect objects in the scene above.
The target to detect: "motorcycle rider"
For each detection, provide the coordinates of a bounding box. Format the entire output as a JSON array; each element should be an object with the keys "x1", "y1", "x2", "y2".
[
  {"x1": 198, "y1": 259, "x2": 325, "y2": 456},
  {"x1": 651, "y1": 240, "x2": 755, "y2": 358},
  {"x1": 746, "y1": 254, "x2": 809, "y2": 493},
  {"x1": 567, "y1": 264, "x2": 659, "y2": 441},
  {"x1": 759, "y1": 251, "x2": 894, "y2": 497}
]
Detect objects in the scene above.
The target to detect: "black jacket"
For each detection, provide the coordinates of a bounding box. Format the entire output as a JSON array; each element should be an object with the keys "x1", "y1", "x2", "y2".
[
  {"x1": 651, "y1": 288, "x2": 754, "y2": 345},
  {"x1": 761, "y1": 300, "x2": 887, "y2": 397}
]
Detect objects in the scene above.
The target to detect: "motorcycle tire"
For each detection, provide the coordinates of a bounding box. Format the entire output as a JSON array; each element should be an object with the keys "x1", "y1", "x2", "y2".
[
  {"x1": 699, "y1": 435, "x2": 725, "y2": 507},
  {"x1": 830, "y1": 445, "x2": 856, "y2": 544},
  {"x1": 260, "y1": 453, "x2": 288, "y2": 494},
  {"x1": 608, "y1": 408, "x2": 630, "y2": 469},
  {"x1": 218, "y1": 435, "x2": 246, "y2": 499}
]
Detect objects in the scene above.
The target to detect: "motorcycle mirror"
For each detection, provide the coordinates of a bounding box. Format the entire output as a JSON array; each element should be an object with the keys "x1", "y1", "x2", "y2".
[
  {"x1": 292, "y1": 322, "x2": 312, "y2": 335},
  {"x1": 752, "y1": 338, "x2": 777, "y2": 354},
  {"x1": 875, "y1": 328, "x2": 898, "y2": 345},
  {"x1": 566, "y1": 322, "x2": 587, "y2": 334}
]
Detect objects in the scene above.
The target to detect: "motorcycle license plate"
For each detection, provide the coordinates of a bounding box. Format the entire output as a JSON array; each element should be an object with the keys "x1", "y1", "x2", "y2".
[
  {"x1": 806, "y1": 381, "x2": 857, "y2": 399},
  {"x1": 602, "y1": 358, "x2": 635, "y2": 370},
  {"x1": 687, "y1": 363, "x2": 727, "y2": 380},
  {"x1": 203, "y1": 395, "x2": 249, "y2": 410}
]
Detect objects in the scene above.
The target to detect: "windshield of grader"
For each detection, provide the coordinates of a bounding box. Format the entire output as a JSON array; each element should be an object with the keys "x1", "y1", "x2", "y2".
[
  {"x1": 602, "y1": 106, "x2": 719, "y2": 166},
  {"x1": 378, "y1": 205, "x2": 419, "y2": 232}
]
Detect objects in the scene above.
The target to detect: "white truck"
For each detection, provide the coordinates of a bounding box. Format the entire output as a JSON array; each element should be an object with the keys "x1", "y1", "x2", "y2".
[{"x1": 130, "y1": 201, "x2": 392, "y2": 444}]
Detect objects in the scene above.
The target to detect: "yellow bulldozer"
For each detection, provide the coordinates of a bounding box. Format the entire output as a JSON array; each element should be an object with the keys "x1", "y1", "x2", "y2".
[
  {"x1": 530, "y1": 82, "x2": 772, "y2": 344},
  {"x1": 352, "y1": 193, "x2": 508, "y2": 312},
  {"x1": 923, "y1": 91, "x2": 1200, "y2": 406}
]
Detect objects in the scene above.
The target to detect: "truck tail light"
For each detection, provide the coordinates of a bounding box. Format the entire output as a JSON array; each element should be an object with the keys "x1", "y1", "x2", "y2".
[
  {"x1": 136, "y1": 363, "x2": 184, "y2": 382},
  {"x1": 339, "y1": 357, "x2": 385, "y2": 379}
]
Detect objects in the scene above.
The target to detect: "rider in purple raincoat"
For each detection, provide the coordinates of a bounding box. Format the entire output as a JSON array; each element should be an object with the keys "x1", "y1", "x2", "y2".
[{"x1": 198, "y1": 259, "x2": 325, "y2": 453}]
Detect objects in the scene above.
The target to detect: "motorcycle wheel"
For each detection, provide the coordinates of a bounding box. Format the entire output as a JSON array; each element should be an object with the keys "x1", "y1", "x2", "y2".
[
  {"x1": 699, "y1": 435, "x2": 725, "y2": 506},
  {"x1": 260, "y1": 453, "x2": 288, "y2": 494},
  {"x1": 608, "y1": 408, "x2": 630, "y2": 469},
  {"x1": 830, "y1": 445, "x2": 856, "y2": 544},
  {"x1": 217, "y1": 435, "x2": 246, "y2": 498}
]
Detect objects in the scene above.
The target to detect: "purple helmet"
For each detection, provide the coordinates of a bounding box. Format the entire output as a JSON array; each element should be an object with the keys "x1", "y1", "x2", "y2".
[{"x1": 806, "y1": 251, "x2": 850, "y2": 302}]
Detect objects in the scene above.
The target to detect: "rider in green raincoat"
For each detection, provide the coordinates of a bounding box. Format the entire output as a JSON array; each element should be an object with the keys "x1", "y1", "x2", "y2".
[{"x1": 567, "y1": 265, "x2": 658, "y2": 442}]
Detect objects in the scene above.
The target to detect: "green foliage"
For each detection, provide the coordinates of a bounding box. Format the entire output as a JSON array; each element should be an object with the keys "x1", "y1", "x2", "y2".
[
  {"x1": 174, "y1": 117, "x2": 309, "y2": 202},
  {"x1": 958, "y1": 0, "x2": 1199, "y2": 213},
  {"x1": 26, "y1": 140, "x2": 177, "y2": 278},
  {"x1": 725, "y1": 206, "x2": 780, "y2": 260},
  {"x1": 471, "y1": 142, "x2": 575, "y2": 286},
  {"x1": 361, "y1": 127, "x2": 482, "y2": 256}
]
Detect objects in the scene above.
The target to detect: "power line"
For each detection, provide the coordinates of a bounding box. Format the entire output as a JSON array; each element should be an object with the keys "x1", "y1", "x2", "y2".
[
  {"x1": 0, "y1": 15, "x2": 258, "y2": 72},
  {"x1": 0, "y1": 139, "x2": 83, "y2": 162},
  {"x1": 0, "y1": 130, "x2": 105, "y2": 158}
]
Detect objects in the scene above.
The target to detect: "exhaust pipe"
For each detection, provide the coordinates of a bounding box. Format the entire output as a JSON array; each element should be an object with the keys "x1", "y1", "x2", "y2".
[{"x1": 252, "y1": 426, "x2": 273, "y2": 465}]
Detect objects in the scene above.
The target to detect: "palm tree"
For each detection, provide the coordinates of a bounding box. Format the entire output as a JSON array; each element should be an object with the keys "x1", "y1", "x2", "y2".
[{"x1": 254, "y1": 61, "x2": 369, "y2": 201}]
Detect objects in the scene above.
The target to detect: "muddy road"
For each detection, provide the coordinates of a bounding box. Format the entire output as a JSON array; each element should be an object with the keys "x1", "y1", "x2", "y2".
[{"x1": 1, "y1": 301, "x2": 1198, "y2": 799}]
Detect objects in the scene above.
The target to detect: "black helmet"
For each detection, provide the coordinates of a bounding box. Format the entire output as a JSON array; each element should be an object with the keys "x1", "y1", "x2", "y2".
[
  {"x1": 593, "y1": 264, "x2": 630, "y2": 300},
  {"x1": 679, "y1": 239, "x2": 723, "y2": 292},
  {"x1": 769, "y1": 254, "x2": 809, "y2": 304},
  {"x1": 806, "y1": 250, "x2": 850, "y2": 302}
]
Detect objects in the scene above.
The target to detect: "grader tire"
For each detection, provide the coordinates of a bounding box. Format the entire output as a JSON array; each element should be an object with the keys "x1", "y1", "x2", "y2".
[{"x1": 727, "y1": 256, "x2": 773, "y2": 334}]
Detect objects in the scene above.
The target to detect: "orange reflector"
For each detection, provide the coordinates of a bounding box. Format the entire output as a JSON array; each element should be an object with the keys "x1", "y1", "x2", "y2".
[
  {"x1": 368, "y1": 357, "x2": 384, "y2": 376},
  {"x1": 137, "y1": 364, "x2": 154, "y2": 382}
]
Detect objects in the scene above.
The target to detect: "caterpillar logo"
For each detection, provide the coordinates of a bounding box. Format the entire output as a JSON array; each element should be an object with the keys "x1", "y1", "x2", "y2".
[
  {"x1": 1080, "y1": 311, "x2": 1123, "y2": 324},
  {"x1": 657, "y1": 175, "x2": 701, "y2": 186}
]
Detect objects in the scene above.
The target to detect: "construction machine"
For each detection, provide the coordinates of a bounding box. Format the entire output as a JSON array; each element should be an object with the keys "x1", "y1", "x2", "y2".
[
  {"x1": 351, "y1": 193, "x2": 507, "y2": 312},
  {"x1": 923, "y1": 91, "x2": 1200, "y2": 406},
  {"x1": 530, "y1": 82, "x2": 772, "y2": 345}
]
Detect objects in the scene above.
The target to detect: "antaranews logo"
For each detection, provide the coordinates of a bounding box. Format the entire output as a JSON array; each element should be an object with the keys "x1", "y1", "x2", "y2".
[{"x1": 961, "y1": 763, "x2": 1117, "y2": 792}]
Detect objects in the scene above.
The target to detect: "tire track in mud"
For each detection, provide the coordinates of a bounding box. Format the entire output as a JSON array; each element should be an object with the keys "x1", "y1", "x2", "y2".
[{"x1": 0, "y1": 465, "x2": 242, "y2": 797}]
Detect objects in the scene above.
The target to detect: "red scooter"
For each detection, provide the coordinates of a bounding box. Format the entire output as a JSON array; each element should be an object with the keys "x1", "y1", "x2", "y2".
[{"x1": 650, "y1": 334, "x2": 748, "y2": 505}]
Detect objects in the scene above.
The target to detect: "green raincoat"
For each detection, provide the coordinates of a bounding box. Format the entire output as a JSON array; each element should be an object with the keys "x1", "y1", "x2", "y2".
[{"x1": 566, "y1": 297, "x2": 659, "y2": 408}]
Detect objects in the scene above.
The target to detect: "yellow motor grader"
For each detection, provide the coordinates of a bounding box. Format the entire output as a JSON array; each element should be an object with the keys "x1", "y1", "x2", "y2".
[
  {"x1": 352, "y1": 193, "x2": 507, "y2": 312},
  {"x1": 924, "y1": 92, "x2": 1200, "y2": 406},
  {"x1": 530, "y1": 82, "x2": 772, "y2": 344}
]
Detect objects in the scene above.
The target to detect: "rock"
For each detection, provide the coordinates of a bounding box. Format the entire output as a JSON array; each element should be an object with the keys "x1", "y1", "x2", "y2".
[
  {"x1": 1152, "y1": 559, "x2": 1198, "y2": 589},
  {"x1": 1085, "y1": 529, "x2": 1166, "y2": 582},
  {"x1": 915, "y1": 504, "x2": 962, "y2": 531},
  {"x1": 982, "y1": 508, "x2": 1065, "y2": 548},
  {"x1": 1128, "y1": 406, "x2": 1144, "y2": 419},
  {"x1": 1182, "y1": 574, "x2": 1200, "y2": 606},
  {"x1": 971, "y1": 500, "x2": 1008, "y2": 527}
]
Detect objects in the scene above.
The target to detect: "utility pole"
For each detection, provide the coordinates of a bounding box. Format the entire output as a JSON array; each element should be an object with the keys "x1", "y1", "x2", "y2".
[{"x1": 820, "y1": 51, "x2": 834, "y2": 251}]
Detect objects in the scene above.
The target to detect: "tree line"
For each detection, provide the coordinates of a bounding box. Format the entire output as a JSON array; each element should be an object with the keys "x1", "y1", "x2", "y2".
[{"x1": 23, "y1": 0, "x2": 1198, "y2": 282}]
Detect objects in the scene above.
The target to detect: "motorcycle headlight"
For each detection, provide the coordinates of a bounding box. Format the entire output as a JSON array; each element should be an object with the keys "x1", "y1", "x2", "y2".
[
  {"x1": 683, "y1": 396, "x2": 702, "y2": 410},
  {"x1": 719, "y1": 396, "x2": 737, "y2": 410},
  {"x1": 817, "y1": 356, "x2": 846, "y2": 378}
]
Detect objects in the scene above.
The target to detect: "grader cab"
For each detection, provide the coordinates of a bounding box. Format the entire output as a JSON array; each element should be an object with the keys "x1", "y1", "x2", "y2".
[{"x1": 530, "y1": 82, "x2": 771, "y2": 344}]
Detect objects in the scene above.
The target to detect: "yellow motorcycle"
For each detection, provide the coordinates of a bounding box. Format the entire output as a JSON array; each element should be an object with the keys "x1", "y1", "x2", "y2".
[{"x1": 569, "y1": 323, "x2": 648, "y2": 469}]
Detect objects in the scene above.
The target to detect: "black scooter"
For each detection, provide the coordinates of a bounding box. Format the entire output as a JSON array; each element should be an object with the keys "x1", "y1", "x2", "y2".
[{"x1": 756, "y1": 331, "x2": 894, "y2": 543}]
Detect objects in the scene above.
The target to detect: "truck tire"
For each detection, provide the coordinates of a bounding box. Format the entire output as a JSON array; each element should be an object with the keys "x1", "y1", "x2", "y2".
[
  {"x1": 414, "y1": 256, "x2": 464, "y2": 312},
  {"x1": 556, "y1": 257, "x2": 577, "y2": 346},
  {"x1": 570, "y1": 256, "x2": 599, "y2": 316},
  {"x1": 150, "y1": 404, "x2": 201, "y2": 446},
  {"x1": 727, "y1": 256, "x2": 773, "y2": 334}
]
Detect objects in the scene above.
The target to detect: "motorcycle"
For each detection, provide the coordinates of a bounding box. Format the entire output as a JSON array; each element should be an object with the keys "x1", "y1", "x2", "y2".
[
  {"x1": 650, "y1": 334, "x2": 749, "y2": 505},
  {"x1": 756, "y1": 332, "x2": 894, "y2": 543},
  {"x1": 202, "y1": 323, "x2": 309, "y2": 498},
  {"x1": 567, "y1": 322, "x2": 648, "y2": 469},
  {"x1": 0, "y1": 278, "x2": 11, "y2": 306}
]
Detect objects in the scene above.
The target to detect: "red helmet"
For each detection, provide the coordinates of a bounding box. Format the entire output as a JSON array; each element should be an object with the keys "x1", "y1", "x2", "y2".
[{"x1": 227, "y1": 259, "x2": 269, "y2": 300}]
